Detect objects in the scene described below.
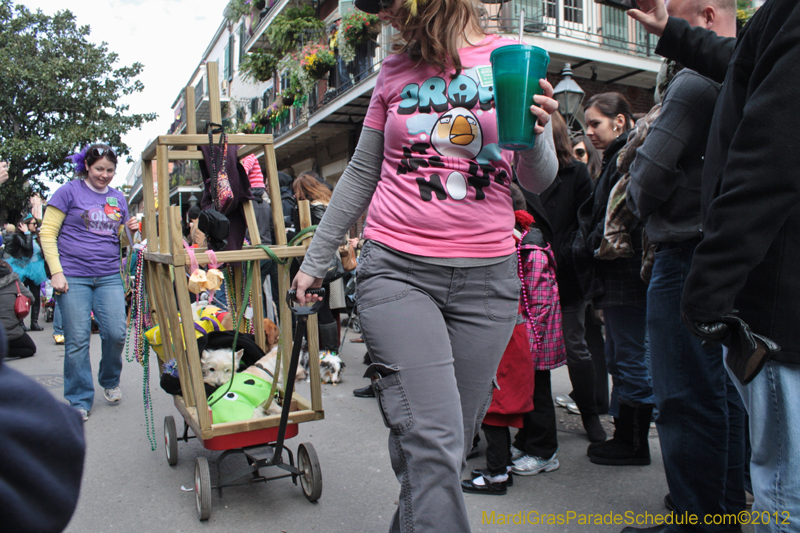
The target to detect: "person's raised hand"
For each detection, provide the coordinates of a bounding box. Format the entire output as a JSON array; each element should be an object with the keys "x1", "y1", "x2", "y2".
[
  {"x1": 627, "y1": 0, "x2": 668, "y2": 37},
  {"x1": 0, "y1": 162, "x2": 8, "y2": 185},
  {"x1": 531, "y1": 79, "x2": 560, "y2": 136},
  {"x1": 51, "y1": 272, "x2": 69, "y2": 293},
  {"x1": 290, "y1": 270, "x2": 324, "y2": 305}
]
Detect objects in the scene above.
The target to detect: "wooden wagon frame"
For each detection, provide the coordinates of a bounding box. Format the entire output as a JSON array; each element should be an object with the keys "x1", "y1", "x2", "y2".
[{"x1": 139, "y1": 63, "x2": 325, "y2": 478}]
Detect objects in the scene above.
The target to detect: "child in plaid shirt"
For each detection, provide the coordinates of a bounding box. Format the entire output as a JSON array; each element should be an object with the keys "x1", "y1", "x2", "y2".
[{"x1": 461, "y1": 210, "x2": 566, "y2": 495}]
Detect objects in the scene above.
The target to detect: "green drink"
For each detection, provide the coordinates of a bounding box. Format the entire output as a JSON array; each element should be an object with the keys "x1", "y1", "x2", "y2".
[{"x1": 491, "y1": 45, "x2": 550, "y2": 151}]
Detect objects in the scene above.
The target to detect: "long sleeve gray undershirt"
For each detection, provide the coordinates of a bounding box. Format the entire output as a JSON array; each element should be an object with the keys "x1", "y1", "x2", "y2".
[{"x1": 299, "y1": 123, "x2": 557, "y2": 279}]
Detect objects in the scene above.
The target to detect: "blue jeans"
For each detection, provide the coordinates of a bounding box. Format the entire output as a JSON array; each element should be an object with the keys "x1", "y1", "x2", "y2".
[
  {"x1": 57, "y1": 274, "x2": 127, "y2": 411},
  {"x1": 726, "y1": 355, "x2": 800, "y2": 533},
  {"x1": 603, "y1": 305, "x2": 653, "y2": 412},
  {"x1": 649, "y1": 240, "x2": 746, "y2": 532},
  {"x1": 53, "y1": 300, "x2": 63, "y2": 335}
]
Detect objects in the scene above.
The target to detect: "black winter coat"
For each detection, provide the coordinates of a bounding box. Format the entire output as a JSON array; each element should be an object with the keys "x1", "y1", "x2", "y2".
[
  {"x1": 581, "y1": 132, "x2": 648, "y2": 309},
  {"x1": 538, "y1": 161, "x2": 594, "y2": 307},
  {"x1": 659, "y1": 4, "x2": 800, "y2": 365}
]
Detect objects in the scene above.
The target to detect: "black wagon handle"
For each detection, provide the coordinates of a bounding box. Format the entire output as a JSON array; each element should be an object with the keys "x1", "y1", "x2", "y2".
[{"x1": 286, "y1": 289, "x2": 325, "y2": 316}]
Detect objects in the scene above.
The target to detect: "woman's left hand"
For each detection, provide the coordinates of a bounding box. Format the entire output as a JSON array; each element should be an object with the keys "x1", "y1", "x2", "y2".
[
  {"x1": 125, "y1": 216, "x2": 139, "y2": 232},
  {"x1": 530, "y1": 79, "x2": 560, "y2": 136}
]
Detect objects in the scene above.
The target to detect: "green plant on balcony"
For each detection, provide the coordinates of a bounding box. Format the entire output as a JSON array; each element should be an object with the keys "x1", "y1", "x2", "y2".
[
  {"x1": 278, "y1": 49, "x2": 318, "y2": 99},
  {"x1": 264, "y1": 101, "x2": 291, "y2": 127},
  {"x1": 266, "y1": 6, "x2": 325, "y2": 56},
  {"x1": 226, "y1": 0, "x2": 263, "y2": 21},
  {"x1": 335, "y1": 12, "x2": 381, "y2": 63},
  {"x1": 301, "y1": 43, "x2": 336, "y2": 80},
  {"x1": 239, "y1": 48, "x2": 279, "y2": 82}
]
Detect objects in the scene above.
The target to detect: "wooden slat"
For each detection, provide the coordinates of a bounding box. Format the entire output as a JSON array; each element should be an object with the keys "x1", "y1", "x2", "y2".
[
  {"x1": 156, "y1": 145, "x2": 170, "y2": 254},
  {"x1": 207, "y1": 61, "x2": 222, "y2": 126},
  {"x1": 210, "y1": 409, "x2": 324, "y2": 437},
  {"x1": 170, "y1": 208, "x2": 212, "y2": 432},
  {"x1": 236, "y1": 145, "x2": 265, "y2": 159},
  {"x1": 242, "y1": 201, "x2": 261, "y2": 246},
  {"x1": 262, "y1": 146, "x2": 285, "y2": 247},
  {"x1": 142, "y1": 139, "x2": 157, "y2": 162},
  {"x1": 184, "y1": 85, "x2": 197, "y2": 141},
  {"x1": 142, "y1": 160, "x2": 158, "y2": 253},
  {"x1": 158, "y1": 134, "x2": 273, "y2": 146},
  {"x1": 145, "y1": 245, "x2": 308, "y2": 266},
  {"x1": 167, "y1": 151, "x2": 205, "y2": 161},
  {"x1": 307, "y1": 312, "x2": 323, "y2": 411},
  {"x1": 173, "y1": 396, "x2": 206, "y2": 441}
]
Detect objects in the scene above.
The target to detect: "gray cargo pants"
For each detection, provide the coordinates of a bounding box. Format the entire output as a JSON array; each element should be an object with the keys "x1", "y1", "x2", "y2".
[{"x1": 356, "y1": 241, "x2": 519, "y2": 533}]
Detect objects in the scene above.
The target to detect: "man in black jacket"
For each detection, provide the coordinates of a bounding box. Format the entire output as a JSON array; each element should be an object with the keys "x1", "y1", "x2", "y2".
[
  {"x1": 630, "y1": 0, "x2": 800, "y2": 526},
  {"x1": 625, "y1": 1, "x2": 744, "y2": 531}
]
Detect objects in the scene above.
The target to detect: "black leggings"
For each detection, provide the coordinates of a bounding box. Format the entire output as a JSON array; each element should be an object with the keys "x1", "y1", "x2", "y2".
[{"x1": 7, "y1": 333, "x2": 36, "y2": 358}]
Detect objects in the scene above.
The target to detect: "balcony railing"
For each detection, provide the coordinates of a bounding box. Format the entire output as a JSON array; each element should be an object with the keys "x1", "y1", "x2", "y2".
[{"x1": 487, "y1": 0, "x2": 658, "y2": 57}]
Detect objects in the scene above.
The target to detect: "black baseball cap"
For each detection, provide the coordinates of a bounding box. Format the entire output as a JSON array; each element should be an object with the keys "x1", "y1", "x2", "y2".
[{"x1": 353, "y1": 0, "x2": 391, "y2": 14}]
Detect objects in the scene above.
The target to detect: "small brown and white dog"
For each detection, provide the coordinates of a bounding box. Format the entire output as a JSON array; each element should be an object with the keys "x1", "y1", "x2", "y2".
[
  {"x1": 219, "y1": 316, "x2": 281, "y2": 353},
  {"x1": 299, "y1": 346, "x2": 345, "y2": 385}
]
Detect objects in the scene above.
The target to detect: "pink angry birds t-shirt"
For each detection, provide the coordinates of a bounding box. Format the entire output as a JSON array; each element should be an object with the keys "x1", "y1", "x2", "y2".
[{"x1": 362, "y1": 34, "x2": 520, "y2": 258}]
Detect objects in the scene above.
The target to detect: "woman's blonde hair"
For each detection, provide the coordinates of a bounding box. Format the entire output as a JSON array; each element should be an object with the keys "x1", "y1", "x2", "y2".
[
  {"x1": 293, "y1": 174, "x2": 332, "y2": 204},
  {"x1": 391, "y1": 0, "x2": 485, "y2": 76}
]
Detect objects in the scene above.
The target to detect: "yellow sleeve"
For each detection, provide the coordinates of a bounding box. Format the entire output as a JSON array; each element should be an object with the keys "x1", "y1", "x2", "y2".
[{"x1": 40, "y1": 207, "x2": 66, "y2": 276}]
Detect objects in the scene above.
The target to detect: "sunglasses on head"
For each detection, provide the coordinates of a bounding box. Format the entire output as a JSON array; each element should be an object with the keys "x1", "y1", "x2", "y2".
[
  {"x1": 91, "y1": 146, "x2": 116, "y2": 158},
  {"x1": 574, "y1": 148, "x2": 586, "y2": 157}
]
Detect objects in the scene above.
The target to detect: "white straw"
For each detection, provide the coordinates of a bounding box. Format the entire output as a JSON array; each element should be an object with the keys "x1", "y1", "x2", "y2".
[{"x1": 519, "y1": 9, "x2": 524, "y2": 44}]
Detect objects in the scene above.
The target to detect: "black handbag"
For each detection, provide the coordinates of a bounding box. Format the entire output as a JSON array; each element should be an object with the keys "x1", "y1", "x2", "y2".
[
  {"x1": 197, "y1": 123, "x2": 232, "y2": 251},
  {"x1": 324, "y1": 253, "x2": 346, "y2": 284},
  {"x1": 198, "y1": 209, "x2": 230, "y2": 252}
]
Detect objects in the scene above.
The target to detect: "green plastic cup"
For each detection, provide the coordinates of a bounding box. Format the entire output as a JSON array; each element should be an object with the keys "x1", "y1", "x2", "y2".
[{"x1": 490, "y1": 45, "x2": 550, "y2": 151}]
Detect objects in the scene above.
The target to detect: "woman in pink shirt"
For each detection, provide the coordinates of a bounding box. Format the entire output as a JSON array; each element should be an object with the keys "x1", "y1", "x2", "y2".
[{"x1": 292, "y1": 0, "x2": 558, "y2": 530}]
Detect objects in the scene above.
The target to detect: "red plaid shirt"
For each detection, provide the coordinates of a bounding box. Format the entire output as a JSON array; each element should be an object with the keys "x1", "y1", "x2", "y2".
[{"x1": 519, "y1": 242, "x2": 567, "y2": 371}]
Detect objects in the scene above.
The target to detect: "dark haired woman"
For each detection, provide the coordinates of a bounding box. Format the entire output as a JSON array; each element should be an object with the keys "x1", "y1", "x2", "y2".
[
  {"x1": 40, "y1": 144, "x2": 139, "y2": 422},
  {"x1": 580, "y1": 93, "x2": 654, "y2": 466},
  {"x1": 571, "y1": 134, "x2": 602, "y2": 180},
  {"x1": 534, "y1": 112, "x2": 605, "y2": 444},
  {"x1": 290, "y1": 0, "x2": 559, "y2": 528},
  {"x1": 6, "y1": 214, "x2": 47, "y2": 331}
]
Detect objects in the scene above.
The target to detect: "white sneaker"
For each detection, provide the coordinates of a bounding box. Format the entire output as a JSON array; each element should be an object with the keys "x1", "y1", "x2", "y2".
[
  {"x1": 510, "y1": 445, "x2": 525, "y2": 462},
  {"x1": 103, "y1": 386, "x2": 122, "y2": 403},
  {"x1": 78, "y1": 408, "x2": 90, "y2": 422},
  {"x1": 511, "y1": 454, "x2": 560, "y2": 476}
]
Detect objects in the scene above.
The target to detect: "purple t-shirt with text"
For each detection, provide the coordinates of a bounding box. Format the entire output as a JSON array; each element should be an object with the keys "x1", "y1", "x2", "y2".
[{"x1": 48, "y1": 179, "x2": 129, "y2": 277}]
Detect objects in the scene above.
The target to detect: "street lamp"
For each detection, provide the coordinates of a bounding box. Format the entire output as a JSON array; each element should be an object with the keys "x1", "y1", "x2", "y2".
[
  {"x1": 552, "y1": 63, "x2": 585, "y2": 130},
  {"x1": 188, "y1": 193, "x2": 198, "y2": 208}
]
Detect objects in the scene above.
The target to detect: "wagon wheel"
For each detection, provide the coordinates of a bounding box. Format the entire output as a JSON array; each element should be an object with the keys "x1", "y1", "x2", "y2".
[
  {"x1": 297, "y1": 443, "x2": 322, "y2": 502},
  {"x1": 164, "y1": 416, "x2": 178, "y2": 466},
  {"x1": 195, "y1": 457, "x2": 212, "y2": 520}
]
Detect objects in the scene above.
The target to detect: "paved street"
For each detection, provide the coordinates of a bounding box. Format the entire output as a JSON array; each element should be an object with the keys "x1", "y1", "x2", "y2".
[{"x1": 9, "y1": 318, "x2": 734, "y2": 533}]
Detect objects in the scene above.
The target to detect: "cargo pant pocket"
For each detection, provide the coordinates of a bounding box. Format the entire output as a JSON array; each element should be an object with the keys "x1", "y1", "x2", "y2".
[{"x1": 365, "y1": 363, "x2": 414, "y2": 435}]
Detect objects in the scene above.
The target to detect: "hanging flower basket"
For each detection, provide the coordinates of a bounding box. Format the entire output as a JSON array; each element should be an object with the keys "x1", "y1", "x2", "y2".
[
  {"x1": 336, "y1": 12, "x2": 381, "y2": 63},
  {"x1": 282, "y1": 94, "x2": 295, "y2": 106},
  {"x1": 301, "y1": 43, "x2": 336, "y2": 80}
]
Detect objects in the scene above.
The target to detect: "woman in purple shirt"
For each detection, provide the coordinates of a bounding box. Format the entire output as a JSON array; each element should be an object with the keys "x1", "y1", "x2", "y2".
[{"x1": 40, "y1": 144, "x2": 139, "y2": 422}]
